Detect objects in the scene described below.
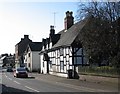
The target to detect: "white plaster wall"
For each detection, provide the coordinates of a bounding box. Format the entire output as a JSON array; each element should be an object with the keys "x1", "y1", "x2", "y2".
[
  {"x1": 26, "y1": 51, "x2": 32, "y2": 71},
  {"x1": 52, "y1": 65, "x2": 56, "y2": 71},
  {"x1": 42, "y1": 61, "x2": 47, "y2": 74},
  {"x1": 23, "y1": 54, "x2": 27, "y2": 68},
  {"x1": 49, "y1": 42, "x2": 52, "y2": 49},
  {"x1": 32, "y1": 52, "x2": 40, "y2": 71},
  {"x1": 40, "y1": 54, "x2": 43, "y2": 73},
  {"x1": 40, "y1": 54, "x2": 47, "y2": 74}
]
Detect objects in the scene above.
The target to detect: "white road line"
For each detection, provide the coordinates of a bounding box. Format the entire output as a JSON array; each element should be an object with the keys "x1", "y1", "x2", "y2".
[
  {"x1": 17, "y1": 79, "x2": 24, "y2": 81},
  {"x1": 5, "y1": 75, "x2": 7, "y2": 78},
  {"x1": 8, "y1": 78, "x2": 12, "y2": 80},
  {"x1": 14, "y1": 81, "x2": 21, "y2": 85},
  {"x1": 25, "y1": 86, "x2": 40, "y2": 92}
]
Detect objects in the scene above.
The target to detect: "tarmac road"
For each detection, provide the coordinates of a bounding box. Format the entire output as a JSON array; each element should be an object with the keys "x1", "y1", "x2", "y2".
[{"x1": 1, "y1": 70, "x2": 119, "y2": 93}]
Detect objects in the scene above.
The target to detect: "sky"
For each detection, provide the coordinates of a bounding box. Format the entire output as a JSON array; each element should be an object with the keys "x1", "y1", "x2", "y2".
[{"x1": 0, "y1": 1, "x2": 79, "y2": 55}]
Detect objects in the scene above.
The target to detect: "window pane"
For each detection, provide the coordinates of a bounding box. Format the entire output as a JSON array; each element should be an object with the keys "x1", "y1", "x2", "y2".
[
  {"x1": 60, "y1": 61, "x2": 64, "y2": 70},
  {"x1": 74, "y1": 57, "x2": 83, "y2": 64}
]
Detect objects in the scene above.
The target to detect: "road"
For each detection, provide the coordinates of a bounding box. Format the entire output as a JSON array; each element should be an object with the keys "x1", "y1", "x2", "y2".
[
  {"x1": 1, "y1": 72, "x2": 86, "y2": 93},
  {"x1": 0, "y1": 69, "x2": 119, "y2": 93}
]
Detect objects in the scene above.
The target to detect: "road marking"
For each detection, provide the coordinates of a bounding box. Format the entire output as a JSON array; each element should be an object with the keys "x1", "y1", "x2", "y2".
[
  {"x1": 14, "y1": 81, "x2": 21, "y2": 85},
  {"x1": 8, "y1": 78, "x2": 12, "y2": 80},
  {"x1": 25, "y1": 86, "x2": 40, "y2": 92},
  {"x1": 17, "y1": 78, "x2": 24, "y2": 81},
  {"x1": 5, "y1": 75, "x2": 7, "y2": 78}
]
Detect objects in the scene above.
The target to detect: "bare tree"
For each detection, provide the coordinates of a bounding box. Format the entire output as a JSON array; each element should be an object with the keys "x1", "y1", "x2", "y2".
[
  {"x1": 76, "y1": 1, "x2": 120, "y2": 67},
  {"x1": 77, "y1": 1, "x2": 120, "y2": 22}
]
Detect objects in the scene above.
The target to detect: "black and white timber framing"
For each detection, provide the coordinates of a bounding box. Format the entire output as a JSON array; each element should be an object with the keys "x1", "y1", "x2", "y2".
[{"x1": 39, "y1": 11, "x2": 90, "y2": 78}]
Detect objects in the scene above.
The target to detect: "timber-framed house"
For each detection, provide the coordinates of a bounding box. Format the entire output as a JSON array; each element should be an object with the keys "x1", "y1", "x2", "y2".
[{"x1": 39, "y1": 11, "x2": 89, "y2": 78}]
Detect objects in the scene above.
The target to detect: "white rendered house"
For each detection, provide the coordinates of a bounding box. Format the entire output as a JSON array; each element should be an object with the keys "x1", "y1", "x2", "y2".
[{"x1": 24, "y1": 42, "x2": 42, "y2": 72}]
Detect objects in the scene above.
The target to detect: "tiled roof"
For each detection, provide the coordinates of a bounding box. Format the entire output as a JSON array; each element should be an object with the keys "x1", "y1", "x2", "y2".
[
  {"x1": 50, "y1": 34, "x2": 61, "y2": 46},
  {"x1": 52, "y1": 17, "x2": 90, "y2": 49},
  {"x1": 29, "y1": 42, "x2": 42, "y2": 51}
]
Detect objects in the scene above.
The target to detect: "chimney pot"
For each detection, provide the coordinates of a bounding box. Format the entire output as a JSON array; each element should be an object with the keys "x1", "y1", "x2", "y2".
[
  {"x1": 50, "y1": 25, "x2": 54, "y2": 29},
  {"x1": 24, "y1": 35, "x2": 29, "y2": 39}
]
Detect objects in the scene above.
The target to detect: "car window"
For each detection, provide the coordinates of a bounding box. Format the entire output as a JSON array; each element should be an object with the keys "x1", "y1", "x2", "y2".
[
  {"x1": 17, "y1": 68, "x2": 26, "y2": 71},
  {"x1": 7, "y1": 67, "x2": 12, "y2": 69}
]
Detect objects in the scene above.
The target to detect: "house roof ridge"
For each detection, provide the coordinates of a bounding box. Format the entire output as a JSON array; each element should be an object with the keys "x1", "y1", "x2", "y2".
[{"x1": 51, "y1": 17, "x2": 90, "y2": 49}]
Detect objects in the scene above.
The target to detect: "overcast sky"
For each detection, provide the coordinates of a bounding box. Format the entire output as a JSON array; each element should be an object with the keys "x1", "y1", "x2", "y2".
[{"x1": 0, "y1": 1, "x2": 78, "y2": 55}]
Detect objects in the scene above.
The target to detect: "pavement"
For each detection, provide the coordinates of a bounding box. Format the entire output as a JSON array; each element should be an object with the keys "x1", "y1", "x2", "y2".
[
  {"x1": 79, "y1": 74, "x2": 119, "y2": 84},
  {"x1": 29, "y1": 72, "x2": 119, "y2": 92}
]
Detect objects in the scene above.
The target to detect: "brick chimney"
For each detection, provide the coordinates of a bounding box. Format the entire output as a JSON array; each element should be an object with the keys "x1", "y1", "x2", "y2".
[
  {"x1": 50, "y1": 25, "x2": 55, "y2": 36},
  {"x1": 64, "y1": 11, "x2": 74, "y2": 30}
]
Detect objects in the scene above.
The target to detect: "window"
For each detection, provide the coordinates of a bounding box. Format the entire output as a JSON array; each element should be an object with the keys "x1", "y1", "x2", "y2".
[
  {"x1": 60, "y1": 48, "x2": 63, "y2": 55},
  {"x1": 51, "y1": 57, "x2": 55, "y2": 64},
  {"x1": 50, "y1": 61, "x2": 52, "y2": 68},
  {"x1": 74, "y1": 57, "x2": 83, "y2": 65},
  {"x1": 74, "y1": 56, "x2": 88, "y2": 65},
  {"x1": 74, "y1": 48, "x2": 82, "y2": 55},
  {"x1": 60, "y1": 61, "x2": 64, "y2": 71}
]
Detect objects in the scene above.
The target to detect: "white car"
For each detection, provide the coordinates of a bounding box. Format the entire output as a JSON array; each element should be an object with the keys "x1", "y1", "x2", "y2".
[{"x1": 14, "y1": 67, "x2": 28, "y2": 78}]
